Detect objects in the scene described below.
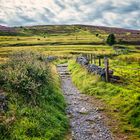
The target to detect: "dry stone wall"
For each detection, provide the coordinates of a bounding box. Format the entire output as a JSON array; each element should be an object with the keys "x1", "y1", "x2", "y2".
[{"x1": 76, "y1": 56, "x2": 120, "y2": 82}]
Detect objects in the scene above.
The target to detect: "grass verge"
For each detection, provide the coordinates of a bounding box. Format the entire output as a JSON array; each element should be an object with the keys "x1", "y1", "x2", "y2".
[
  {"x1": 68, "y1": 60, "x2": 140, "y2": 140},
  {"x1": 0, "y1": 51, "x2": 68, "y2": 140}
]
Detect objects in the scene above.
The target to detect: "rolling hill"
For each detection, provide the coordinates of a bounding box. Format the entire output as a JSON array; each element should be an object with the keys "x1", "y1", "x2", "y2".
[
  {"x1": 0, "y1": 25, "x2": 17, "y2": 35},
  {"x1": 0, "y1": 24, "x2": 140, "y2": 44}
]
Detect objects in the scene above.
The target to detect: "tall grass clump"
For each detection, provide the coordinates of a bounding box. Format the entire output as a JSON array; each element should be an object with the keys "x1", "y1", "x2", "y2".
[
  {"x1": 0, "y1": 51, "x2": 68, "y2": 140},
  {"x1": 68, "y1": 60, "x2": 140, "y2": 138}
]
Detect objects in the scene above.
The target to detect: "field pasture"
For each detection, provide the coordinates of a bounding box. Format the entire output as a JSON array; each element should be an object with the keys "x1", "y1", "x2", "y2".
[
  {"x1": 0, "y1": 28, "x2": 140, "y2": 92},
  {"x1": 0, "y1": 30, "x2": 109, "y2": 63},
  {"x1": 0, "y1": 25, "x2": 140, "y2": 139}
]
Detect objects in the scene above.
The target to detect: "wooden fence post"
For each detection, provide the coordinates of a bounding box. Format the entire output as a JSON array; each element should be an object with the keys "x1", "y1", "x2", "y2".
[
  {"x1": 86, "y1": 54, "x2": 88, "y2": 59},
  {"x1": 88, "y1": 54, "x2": 90, "y2": 62},
  {"x1": 91, "y1": 54, "x2": 93, "y2": 64},
  {"x1": 85, "y1": 53, "x2": 87, "y2": 58},
  {"x1": 84, "y1": 53, "x2": 86, "y2": 58},
  {"x1": 86, "y1": 54, "x2": 89, "y2": 62},
  {"x1": 99, "y1": 57, "x2": 101, "y2": 66},
  {"x1": 104, "y1": 57, "x2": 109, "y2": 82},
  {"x1": 94, "y1": 54, "x2": 96, "y2": 64}
]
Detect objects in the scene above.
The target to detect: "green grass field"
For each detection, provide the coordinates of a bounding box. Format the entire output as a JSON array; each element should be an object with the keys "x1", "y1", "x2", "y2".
[
  {"x1": 0, "y1": 30, "x2": 106, "y2": 63},
  {"x1": 0, "y1": 28, "x2": 140, "y2": 139}
]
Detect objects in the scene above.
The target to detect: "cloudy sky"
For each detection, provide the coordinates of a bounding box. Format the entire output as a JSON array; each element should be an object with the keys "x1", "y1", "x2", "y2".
[{"x1": 0, "y1": 0, "x2": 140, "y2": 29}]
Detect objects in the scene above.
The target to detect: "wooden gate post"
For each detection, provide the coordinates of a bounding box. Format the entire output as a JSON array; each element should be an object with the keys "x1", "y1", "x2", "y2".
[{"x1": 104, "y1": 57, "x2": 109, "y2": 82}]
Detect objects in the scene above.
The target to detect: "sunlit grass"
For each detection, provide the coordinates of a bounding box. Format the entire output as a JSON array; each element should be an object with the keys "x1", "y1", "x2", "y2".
[
  {"x1": 0, "y1": 44, "x2": 115, "y2": 63},
  {"x1": 0, "y1": 30, "x2": 140, "y2": 139},
  {"x1": 68, "y1": 60, "x2": 140, "y2": 139},
  {"x1": 0, "y1": 32, "x2": 103, "y2": 47}
]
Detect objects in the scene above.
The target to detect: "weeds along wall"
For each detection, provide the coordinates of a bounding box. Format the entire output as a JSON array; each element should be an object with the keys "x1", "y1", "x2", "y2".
[{"x1": 0, "y1": 51, "x2": 68, "y2": 140}]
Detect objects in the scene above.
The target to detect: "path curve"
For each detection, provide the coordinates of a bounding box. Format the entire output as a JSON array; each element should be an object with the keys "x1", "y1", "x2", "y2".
[{"x1": 57, "y1": 64, "x2": 113, "y2": 140}]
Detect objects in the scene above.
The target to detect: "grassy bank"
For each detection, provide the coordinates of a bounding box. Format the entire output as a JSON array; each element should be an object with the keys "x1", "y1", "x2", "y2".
[
  {"x1": 68, "y1": 60, "x2": 140, "y2": 140},
  {"x1": 0, "y1": 51, "x2": 68, "y2": 140}
]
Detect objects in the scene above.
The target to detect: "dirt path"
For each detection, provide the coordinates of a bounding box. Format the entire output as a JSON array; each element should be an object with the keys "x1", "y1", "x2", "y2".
[{"x1": 57, "y1": 64, "x2": 114, "y2": 140}]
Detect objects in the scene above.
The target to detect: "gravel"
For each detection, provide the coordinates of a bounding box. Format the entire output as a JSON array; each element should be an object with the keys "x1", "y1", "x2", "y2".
[{"x1": 57, "y1": 64, "x2": 113, "y2": 140}]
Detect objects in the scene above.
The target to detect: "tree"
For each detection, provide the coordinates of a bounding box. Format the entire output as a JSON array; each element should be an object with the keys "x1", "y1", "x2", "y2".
[
  {"x1": 96, "y1": 33, "x2": 99, "y2": 37},
  {"x1": 106, "y1": 33, "x2": 116, "y2": 46}
]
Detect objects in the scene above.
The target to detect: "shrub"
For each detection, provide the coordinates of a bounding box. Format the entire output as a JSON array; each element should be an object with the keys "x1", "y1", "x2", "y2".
[
  {"x1": 0, "y1": 51, "x2": 68, "y2": 140},
  {"x1": 96, "y1": 33, "x2": 99, "y2": 37}
]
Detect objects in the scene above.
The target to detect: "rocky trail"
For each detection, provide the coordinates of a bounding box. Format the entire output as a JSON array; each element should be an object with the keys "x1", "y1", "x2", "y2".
[{"x1": 57, "y1": 64, "x2": 114, "y2": 140}]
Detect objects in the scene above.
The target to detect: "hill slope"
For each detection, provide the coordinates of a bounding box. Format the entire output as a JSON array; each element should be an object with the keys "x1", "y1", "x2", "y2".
[
  {"x1": 0, "y1": 25, "x2": 17, "y2": 35},
  {"x1": 0, "y1": 24, "x2": 140, "y2": 44}
]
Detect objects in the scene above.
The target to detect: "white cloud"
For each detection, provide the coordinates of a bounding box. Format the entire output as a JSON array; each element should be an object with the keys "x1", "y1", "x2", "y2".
[
  {"x1": 103, "y1": 12, "x2": 118, "y2": 21},
  {"x1": 0, "y1": 0, "x2": 139, "y2": 29}
]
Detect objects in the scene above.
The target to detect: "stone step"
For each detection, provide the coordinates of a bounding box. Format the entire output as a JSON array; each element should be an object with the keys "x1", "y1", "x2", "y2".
[
  {"x1": 57, "y1": 64, "x2": 68, "y2": 67},
  {"x1": 59, "y1": 72, "x2": 70, "y2": 75}
]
